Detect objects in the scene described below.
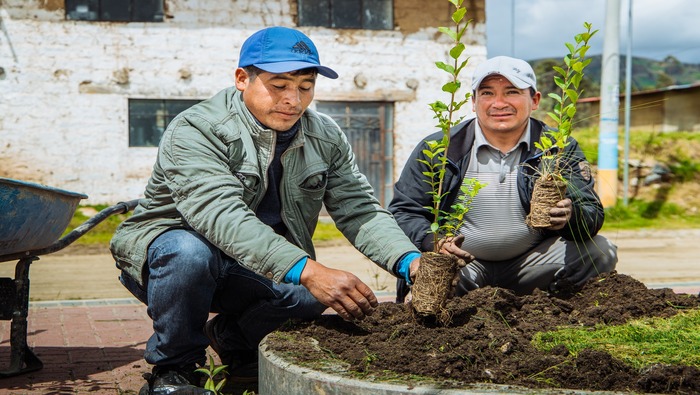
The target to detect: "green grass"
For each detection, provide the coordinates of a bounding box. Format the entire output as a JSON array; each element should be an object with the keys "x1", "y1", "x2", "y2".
[
  {"x1": 312, "y1": 220, "x2": 344, "y2": 243},
  {"x1": 602, "y1": 198, "x2": 700, "y2": 230},
  {"x1": 64, "y1": 208, "x2": 345, "y2": 246},
  {"x1": 532, "y1": 309, "x2": 700, "y2": 369},
  {"x1": 63, "y1": 205, "x2": 131, "y2": 245}
]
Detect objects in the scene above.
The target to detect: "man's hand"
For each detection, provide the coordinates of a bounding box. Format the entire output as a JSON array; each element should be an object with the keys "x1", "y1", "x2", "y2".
[
  {"x1": 408, "y1": 257, "x2": 420, "y2": 284},
  {"x1": 547, "y1": 198, "x2": 572, "y2": 230},
  {"x1": 299, "y1": 259, "x2": 378, "y2": 321}
]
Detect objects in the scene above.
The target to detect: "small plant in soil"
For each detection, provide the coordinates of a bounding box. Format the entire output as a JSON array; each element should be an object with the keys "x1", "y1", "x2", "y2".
[
  {"x1": 195, "y1": 354, "x2": 228, "y2": 394},
  {"x1": 527, "y1": 23, "x2": 597, "y2": 228},
  {"x1": 410, "y1": 0, "x2": 486, "y2": 324}
]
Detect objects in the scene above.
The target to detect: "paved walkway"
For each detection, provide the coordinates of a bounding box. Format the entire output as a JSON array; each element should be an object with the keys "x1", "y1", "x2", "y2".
[{"x1": 1, "y1": 229, "x2": 699, "y2": 394}]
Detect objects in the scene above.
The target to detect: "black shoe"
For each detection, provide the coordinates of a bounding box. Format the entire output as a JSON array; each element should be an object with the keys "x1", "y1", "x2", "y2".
[
  {"x1": 139, "y1": 364, "x2": 214, "y2": 395},
  {"x1": 204, "y1": 316, "x2": 259, "y2": 394}
]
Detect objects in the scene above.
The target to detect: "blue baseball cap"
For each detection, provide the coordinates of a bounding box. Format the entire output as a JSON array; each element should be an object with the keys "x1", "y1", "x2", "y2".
[{"x1": 238, "y1": 27, "x2": 338, "y2": 79}]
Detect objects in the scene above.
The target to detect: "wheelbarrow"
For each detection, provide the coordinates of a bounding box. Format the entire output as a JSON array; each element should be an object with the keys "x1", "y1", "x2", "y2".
[{"x1": 0, "y1": 177, "x2": 139, "y2": 377}]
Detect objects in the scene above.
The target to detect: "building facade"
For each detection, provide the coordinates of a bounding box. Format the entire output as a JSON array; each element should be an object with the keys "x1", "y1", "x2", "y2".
[
  {"x1": 0, "y1": 0, "x2": 486, "y2": 205},
  {"x1": 578, "y1": 83, "x2": 700, "y2": 133}
]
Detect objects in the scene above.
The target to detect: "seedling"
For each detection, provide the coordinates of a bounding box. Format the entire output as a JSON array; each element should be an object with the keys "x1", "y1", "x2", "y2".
[
  {"x1": 411, "y1": 0, "x2": 485, "y2": 324},
  {"x1": 195, "y1": 354, "x2": 228, "y2": 395},
  {"x1": 421, "y1": 0, "x2": 486, "y2": 248},
  {"x1": 527, "y1": 23, "x2": 597, "y2": 228}
]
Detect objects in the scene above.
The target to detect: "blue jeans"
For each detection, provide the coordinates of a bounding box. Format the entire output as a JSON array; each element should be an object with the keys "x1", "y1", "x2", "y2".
[{"x1": 120, "y1": 229, "x2": 327, "y2": 367}]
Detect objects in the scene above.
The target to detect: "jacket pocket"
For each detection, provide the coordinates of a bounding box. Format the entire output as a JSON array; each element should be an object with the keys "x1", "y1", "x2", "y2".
[
  {"x1": 234, "y1": 166, "x2": 261, "y2": 206},
  {"x1": 299, "y1": 171, "x2": 327, "y2": 201}
]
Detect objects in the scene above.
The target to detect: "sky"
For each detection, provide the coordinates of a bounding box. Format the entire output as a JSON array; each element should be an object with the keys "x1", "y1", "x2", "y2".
[{"x1": 486, "y1": 0, "x2": 700, "y2": 64}]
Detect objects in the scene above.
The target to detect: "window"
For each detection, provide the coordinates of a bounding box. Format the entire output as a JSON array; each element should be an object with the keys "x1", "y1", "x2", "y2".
[
  {"x1": 128, "y1": 99, "x2": 200, "y2": 147},
  {"x1": 298, "y1": 0, "x2": 393, "y2": 30},
  {"x1": 316, "y1": 102, "x2": 394, "y2": 206},
  {"x1": 65, "y1": 0, "x2": 164, "y2": 22}
]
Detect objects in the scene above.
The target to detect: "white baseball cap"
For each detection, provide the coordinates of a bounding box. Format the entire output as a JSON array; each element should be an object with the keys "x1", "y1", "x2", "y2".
[{"x1": 472, "y1": 56, "x2": 537, "y2": 91}]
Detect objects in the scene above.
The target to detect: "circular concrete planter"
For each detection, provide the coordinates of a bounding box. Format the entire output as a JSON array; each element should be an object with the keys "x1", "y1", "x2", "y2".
[{"x1": 259, "y1": 334, "x2": 626, "y2": 395}]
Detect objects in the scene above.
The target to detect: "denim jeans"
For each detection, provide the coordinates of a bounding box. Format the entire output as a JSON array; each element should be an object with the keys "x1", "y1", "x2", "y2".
[{"x1": 120, "y1": 229, "x2": 327, "y2": 367}]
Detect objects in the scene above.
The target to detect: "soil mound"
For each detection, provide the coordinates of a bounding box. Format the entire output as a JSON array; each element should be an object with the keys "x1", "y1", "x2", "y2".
[{"x1": 269, "y1": 272, "x2": 700, "y2": 394}]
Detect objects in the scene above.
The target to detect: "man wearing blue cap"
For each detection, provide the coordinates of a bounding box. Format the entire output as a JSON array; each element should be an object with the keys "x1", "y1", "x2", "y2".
[
  {"x1": 110, "y1": 27, "x2": 421, "y2": 395},
  {"x1": 390, "y1": 56, "x2": 617, "y2": 302}
]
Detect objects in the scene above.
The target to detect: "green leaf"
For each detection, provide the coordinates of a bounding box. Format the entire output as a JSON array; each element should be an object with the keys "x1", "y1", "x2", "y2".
[
  {"x1": 212, "y1": 365, "x2": 228, "y2": 376},
  {"x1": 451, "y1": 7, "x2": 467, "y2": 23},
  {"x1": 565, "y1": 89, "x2": 579, "y2": 103},
  {"x1": 579, "y1": 46, "x2": 590, "y2": 59},
  {"x1": 567, "y1": 105, "x2": 577, "y2": 118},
  {"x1": 565, "y1": 42, "x2": 575, "y2": 54},
  {"x1": 438, "y1": 26, "x2": 458, "y2": 41},
  {"x1": 571, "y1": 73, "x2": 583, "y2": 89},
  {"x1": 435, "y1": 61, "x2": 455, "y2": 74},
  {"x1": 430, "y1": 222, "x2": 439, "y2": 233},
  {"x1": 554, "y1": 75, "x2": 566, "y2": 90},
  {"x1": 548, "y1": 92, "x2": 562, "y2": 102},
  {"x1": 450, "y1": 43, "x2": 465, "y2": 60},
  {"x1": 455, "y1": 58, "x2": 470, "y2": 74},
  {"x1": 442, "y1": 81, "x2": 460, "y2": 93},
  {"x1": 553, "y1": 65, "x2": 566, "y2": 77}
]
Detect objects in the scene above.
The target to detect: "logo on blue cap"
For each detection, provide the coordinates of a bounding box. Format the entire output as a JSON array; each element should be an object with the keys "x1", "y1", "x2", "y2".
[{"x1": 239, "y1": 27, "x2": 338, "y2": 79}]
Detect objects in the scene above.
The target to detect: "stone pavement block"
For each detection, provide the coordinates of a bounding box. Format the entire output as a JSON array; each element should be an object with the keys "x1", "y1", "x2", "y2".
[{"x1": 1, "y1": 301, "x2": 148, "y2": 394}]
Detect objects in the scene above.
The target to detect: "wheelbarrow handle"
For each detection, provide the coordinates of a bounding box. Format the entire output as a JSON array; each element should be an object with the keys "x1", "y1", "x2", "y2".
[{"x1": 2, "y1": 199, "x2": 140, "y2": 260}]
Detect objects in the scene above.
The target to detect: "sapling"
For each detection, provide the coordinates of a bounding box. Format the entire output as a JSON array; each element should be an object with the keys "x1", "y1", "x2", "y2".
[
  {"x1": 195, "y1": 354, "x2": 228, "y2": 395},
  {"x1": 527, "y1": 23, "x2": 597, "y2": 228},
  {"x1": 410, "y1": 0, "x2": 486, "y2": 324}
]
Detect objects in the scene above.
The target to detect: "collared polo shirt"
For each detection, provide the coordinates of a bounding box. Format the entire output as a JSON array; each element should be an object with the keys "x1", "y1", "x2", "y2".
[{"x1": 456, "y1": 120, "x2": 543, "y2": 261}]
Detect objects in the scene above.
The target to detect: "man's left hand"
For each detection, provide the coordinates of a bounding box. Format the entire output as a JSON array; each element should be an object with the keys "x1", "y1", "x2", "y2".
[{"x1": 547, "y1": 198, "x2": 572, "y2": 230}]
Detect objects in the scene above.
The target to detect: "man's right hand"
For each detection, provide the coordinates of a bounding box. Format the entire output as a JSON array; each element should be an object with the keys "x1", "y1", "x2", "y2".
[
  {"x1": 299, "y1": 259, "x2": 378, "y2": 321},
  {"x1": 437, "y1": 234, "x2": 475, "y2": 262}
]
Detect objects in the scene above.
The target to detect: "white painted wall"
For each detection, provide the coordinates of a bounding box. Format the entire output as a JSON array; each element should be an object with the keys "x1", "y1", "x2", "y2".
[{"x1": 0, "y1": 0, "x2": 485, "y2": 204}]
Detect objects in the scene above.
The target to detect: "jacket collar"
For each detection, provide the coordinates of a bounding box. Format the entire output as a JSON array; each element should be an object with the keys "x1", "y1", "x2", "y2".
[{"x1": 446, "y1": 117, "x2": 549, "y2": 163}]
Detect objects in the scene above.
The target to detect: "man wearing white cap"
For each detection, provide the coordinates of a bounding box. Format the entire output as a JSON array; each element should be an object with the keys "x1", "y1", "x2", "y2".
[
  {"x1": 390, "y1": 56, "x2": 617, "y2": 302},
  {"x1": 111, "y1": 26, "x2": 421, "y2": 395}
]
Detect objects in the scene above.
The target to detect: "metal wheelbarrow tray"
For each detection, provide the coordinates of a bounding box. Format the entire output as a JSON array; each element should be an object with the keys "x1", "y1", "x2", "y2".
[{"x1": 0, "y1": 177, "x2": 138, "y2": 377}]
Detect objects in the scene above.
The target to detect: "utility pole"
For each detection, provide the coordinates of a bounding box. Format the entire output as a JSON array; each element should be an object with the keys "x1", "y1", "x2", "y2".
[
  {"x1": 597, "y1": 0, "x2": 622, "y2": 207},
  {"x1": 622, "y1": 0, "x2": 633, "y2": 206}
]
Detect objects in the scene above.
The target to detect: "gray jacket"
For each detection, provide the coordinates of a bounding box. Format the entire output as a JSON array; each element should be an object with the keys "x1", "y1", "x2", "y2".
[{"x1": 110, "y1": 87, "x2": 417, "y2": 286}]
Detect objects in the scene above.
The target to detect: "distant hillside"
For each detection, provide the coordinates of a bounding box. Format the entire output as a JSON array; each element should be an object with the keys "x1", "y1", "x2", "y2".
[
  {"x1": 529, "y1": 55, "x2": 700, "y2": 123},
  {"x1": 530, "y1": 55, "x2": 700, "y2": 98}
]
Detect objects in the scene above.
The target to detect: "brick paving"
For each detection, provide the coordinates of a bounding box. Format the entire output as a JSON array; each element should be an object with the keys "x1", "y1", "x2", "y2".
[
  {"x1": 0, "y1": 293, "x2": 399, "y2": 395},
  {"x1": 1, "y1": 299, "x2": 151, "y2": 394}
]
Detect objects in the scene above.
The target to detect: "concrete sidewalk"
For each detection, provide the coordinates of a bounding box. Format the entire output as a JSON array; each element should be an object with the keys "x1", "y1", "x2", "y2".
[{"x1": 1, "y1": 229, "x2": 699, "y2": 394}]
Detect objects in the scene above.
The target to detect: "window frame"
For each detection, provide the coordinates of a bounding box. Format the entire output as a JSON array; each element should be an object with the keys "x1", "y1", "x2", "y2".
[
  {"x1": 315, "y1": 101, "x2": 395, "y2": 206},
  {"x1": 297, "y1": 0, "x2": 394, "y2": 30},
  {"x1": 128, "y1": 98, "x2": 201, "y2": 148},
  {"x1": 65, "y1": 0, "x2": 165, "y2": 22}
]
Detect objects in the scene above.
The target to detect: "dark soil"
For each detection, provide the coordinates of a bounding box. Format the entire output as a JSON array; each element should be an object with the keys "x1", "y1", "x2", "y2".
[{"x1": 267, "y1": 272, "x2": 700, "y2": 394}]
